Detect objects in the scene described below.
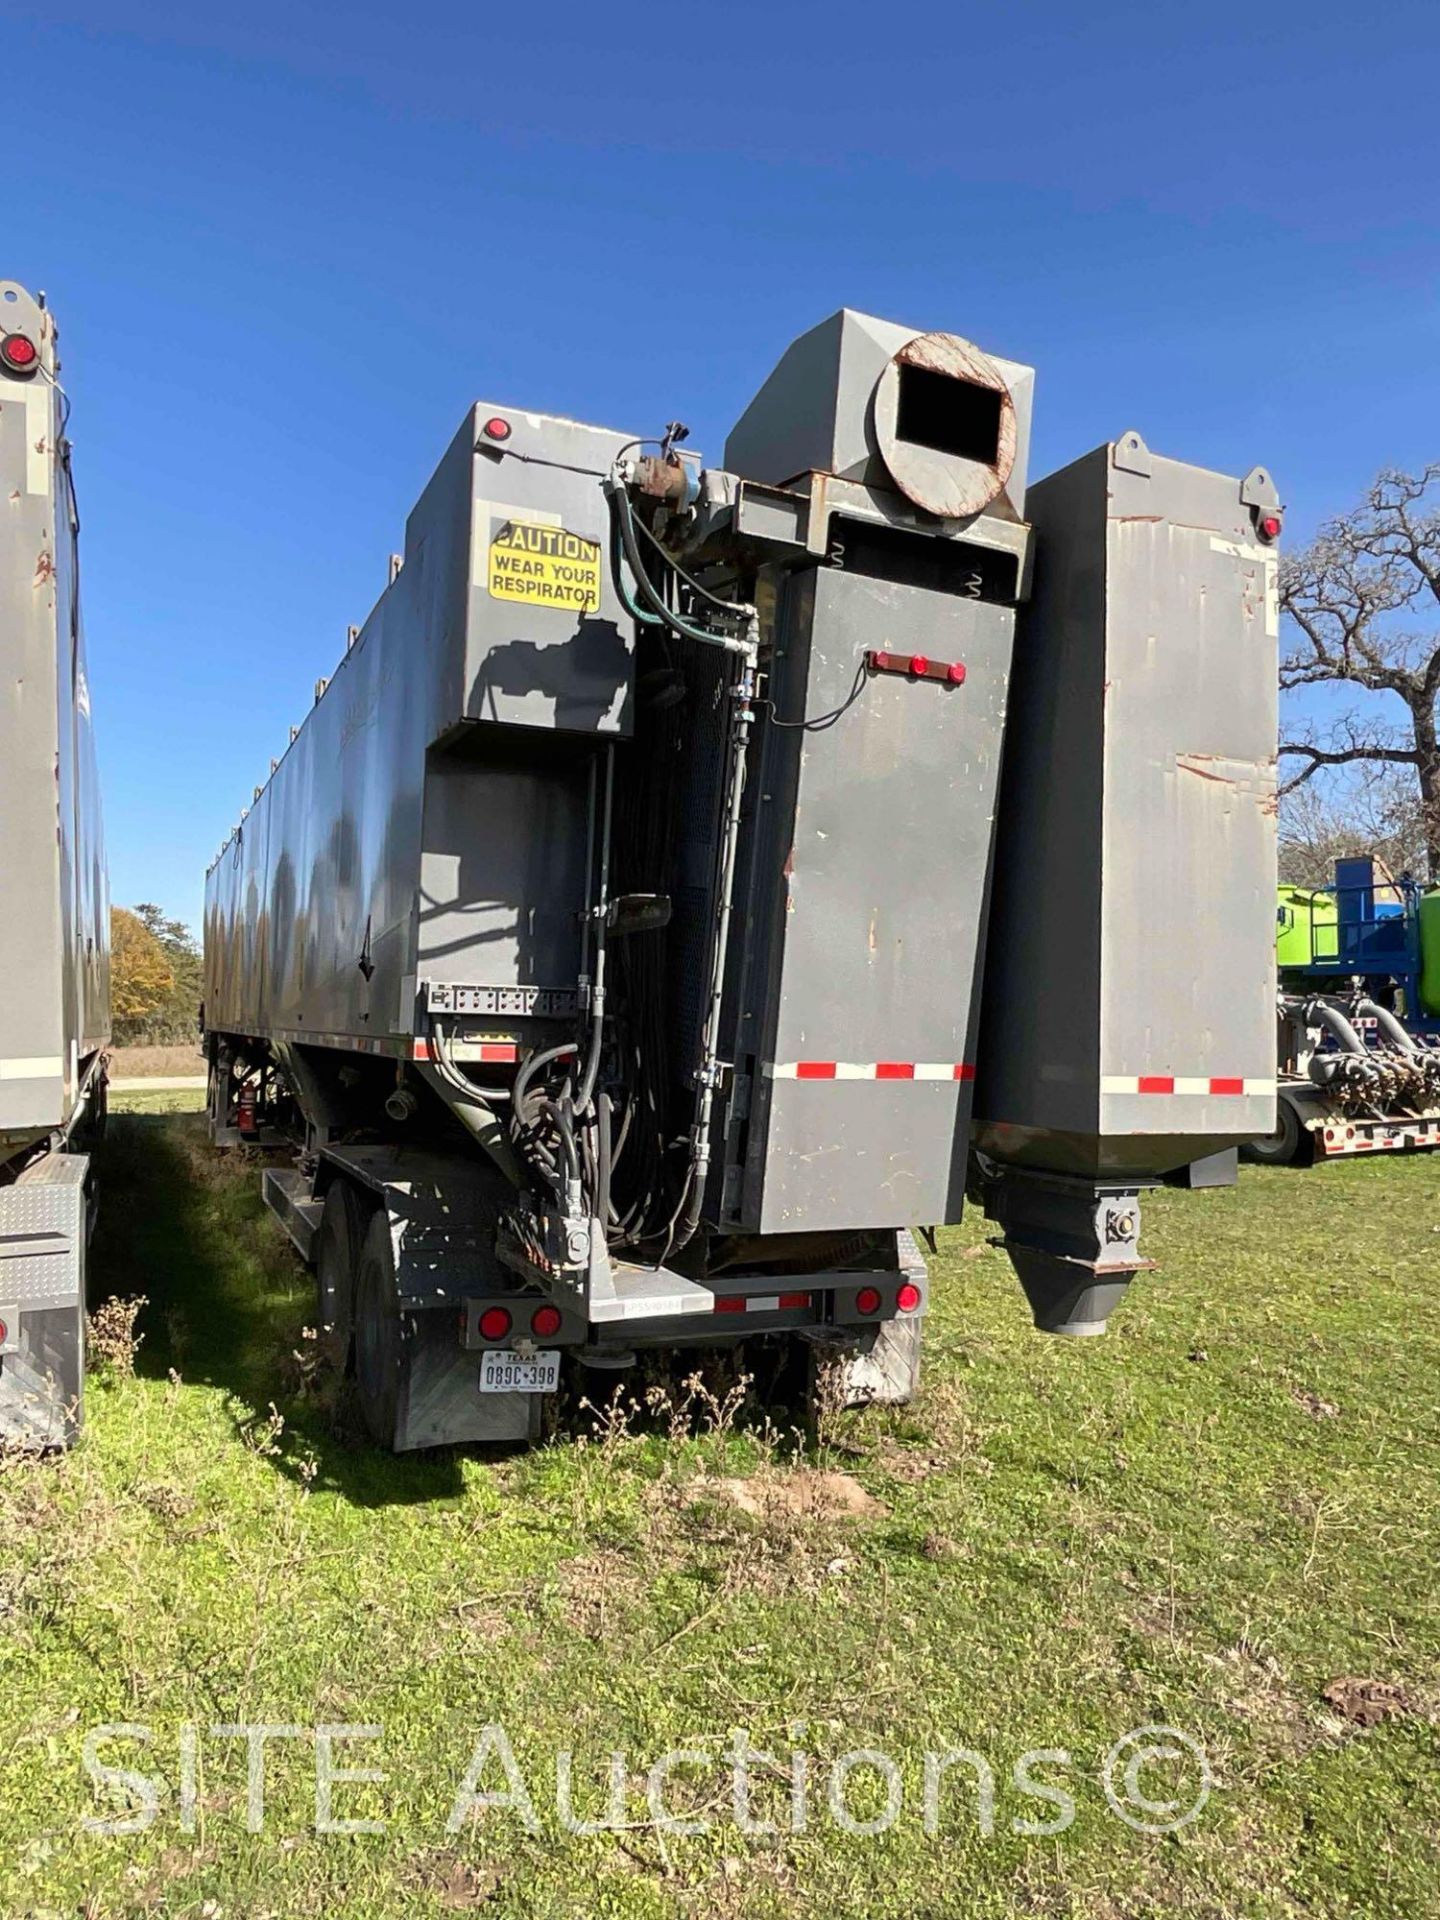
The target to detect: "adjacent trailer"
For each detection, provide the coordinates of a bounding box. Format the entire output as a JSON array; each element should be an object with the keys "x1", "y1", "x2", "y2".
[
  {"x1": 1250, "y1": 857, "x2": 1440, "y2": 1164},
  {"x1": 204, "y1": 310, "x2": 1278, "y2": 1449},
  {"x1": 0, "y1": 282, "x2": 109, "y2": 1446}
]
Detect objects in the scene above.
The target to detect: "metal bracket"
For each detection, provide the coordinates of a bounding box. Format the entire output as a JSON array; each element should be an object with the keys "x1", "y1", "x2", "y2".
[
  {"x1": 1240, "y1": 465, "x2": 1281, "y2": 511},
  {"x1": 1112, "y1": 430, "x2": 1152, "y2": 478}
]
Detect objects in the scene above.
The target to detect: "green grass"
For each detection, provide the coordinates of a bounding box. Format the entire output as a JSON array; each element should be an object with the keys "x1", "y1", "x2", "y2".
[
  {"x1": 2, "y1": 1116, "x2": 1438, "y2": 1917},
  {"x1": 108, "y1": 1084, "x2": 207, "y2": 1116}
]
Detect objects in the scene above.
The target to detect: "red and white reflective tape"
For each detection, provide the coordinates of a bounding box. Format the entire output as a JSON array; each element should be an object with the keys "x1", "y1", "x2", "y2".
[
  {"x1": 1322, "y1": 1122, "x2": 1440, "y2": 1156},
  {"x1": 764, "y1": 1061, "x2": 975, "y2": 1082},
  {"x1": 411, "y1": 1037, "x2": 518, "y2": 1064},
  {"x1": 1101, "y1": 1074, "x2": 1275, "y2": 1096},
  {"x1": 714, "y1": 1290, "x2": 813, "y2": 1314}
]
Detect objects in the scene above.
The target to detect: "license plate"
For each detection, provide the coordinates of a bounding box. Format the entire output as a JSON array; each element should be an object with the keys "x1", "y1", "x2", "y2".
[{"x1": 479, "y1": 1349, "x2": 560, "y2": 1394}]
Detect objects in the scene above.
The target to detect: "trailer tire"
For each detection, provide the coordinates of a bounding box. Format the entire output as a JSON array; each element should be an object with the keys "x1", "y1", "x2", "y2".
[
  {"x1": 1241, "y1": 1095, "x2": 1308, "y2": 1167},
  {"x1": 353, "y1": 1209, "x2": 402, "y2": 1449},
  {"x1": 315, "y1": 1178, "x2": 370, "y2": 1371}
]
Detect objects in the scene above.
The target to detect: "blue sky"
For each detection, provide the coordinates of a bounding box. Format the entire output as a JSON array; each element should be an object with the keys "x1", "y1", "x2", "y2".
[{"x1": 7, "y1": 1, "x2": 1438, "y2": 929}]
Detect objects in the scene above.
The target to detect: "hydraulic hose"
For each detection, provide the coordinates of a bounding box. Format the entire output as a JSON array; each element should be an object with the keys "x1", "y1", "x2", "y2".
[
  {"x1": 1356, "y1": 997, "x2": 1416, "y2": 1051},
  {"x1": 576, "y1": 746, "x2": 614, "y2": 1115},
  {"x1": 1304, "y1": 998, "x2": 1368, "y2": 1056},
  {"x1": 607, "y1": 494, "x2": 663, "y2": 627},
  {"x1": 666, "y1": 654, "x2": 757, "y2": 1259},
  {"x1": 604, "y1": 477, "x2": 755, "y2": 658}
]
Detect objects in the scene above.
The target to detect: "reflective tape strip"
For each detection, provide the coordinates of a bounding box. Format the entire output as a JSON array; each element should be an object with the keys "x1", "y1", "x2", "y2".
[
  {"x1": 1101, "y1": 1075, "x2": 1275, "y2": 1096},
  {"x1": 410, "y1": 1038, "x2": 517, "y2": 1064},
  {"x1": 0, "y1": 1056, "x2": 63, "y2": 1079},
  {"x1": 765, "y1": 1061, "x2": 975, "y2": 1082},
  {"x1": 713, "y1": 1291, "x2": 811, "y2": 1314}
]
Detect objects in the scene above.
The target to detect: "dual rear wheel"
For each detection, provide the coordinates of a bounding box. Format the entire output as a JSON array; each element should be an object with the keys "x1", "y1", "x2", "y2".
[{"x1": 315, "y1": 1178, "x2": 401, "y2": 1446}]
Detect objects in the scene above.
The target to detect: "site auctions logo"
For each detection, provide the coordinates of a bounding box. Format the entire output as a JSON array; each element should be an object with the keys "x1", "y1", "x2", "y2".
[{"x1": 76, "y1": 1721, "x2": 1214, "y2": 1841}]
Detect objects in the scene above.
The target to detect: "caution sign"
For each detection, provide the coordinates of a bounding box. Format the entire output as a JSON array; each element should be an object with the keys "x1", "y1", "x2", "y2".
[{"x1": 487, "y1": 521, "x2": 602, "y2": 614}]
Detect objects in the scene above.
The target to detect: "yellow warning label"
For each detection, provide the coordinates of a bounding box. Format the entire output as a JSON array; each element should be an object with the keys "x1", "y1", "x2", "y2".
[{"x1": 487, "y1": 521, "x2": 602, "y2": 613}]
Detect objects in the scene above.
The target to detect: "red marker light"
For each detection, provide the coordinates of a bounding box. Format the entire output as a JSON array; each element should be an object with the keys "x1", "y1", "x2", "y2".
[
  {"x1": 0, "y1": 1318, "x2": 8, "y2": 1345},
  {"x1": 897, "y1": 1281, "x2": 922, "y2": 1313},
  {"x1": 1258, "y1": 513, "x2": 1282, "y2": 541},
  {"x1": 1, "y1": 333, "x2": 38, "y2": 373},
  {"x1": 946, "y1": 661, "x2": 967, "y2": 686},
  {"x1": 909, "y1": 654, "x2": 930, "y2": 677},
  {"x1": 478, "y1": 1306, "x2": 512, "y2": 1341},
  {"x1": 854, "y1": 1286, "x2": 882, "y2": 1317},
  {"x1": 530, "y1": 1304, "x2": 562, "y2": 1339},
  {"x1": 481, "y1": 416, "x2": 512, "y2": 442}
]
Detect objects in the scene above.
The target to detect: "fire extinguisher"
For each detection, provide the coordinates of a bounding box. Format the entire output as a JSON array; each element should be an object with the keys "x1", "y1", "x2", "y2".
[{"x1": 237, "y1": 1083, "x2": 258, "y2": 1137}]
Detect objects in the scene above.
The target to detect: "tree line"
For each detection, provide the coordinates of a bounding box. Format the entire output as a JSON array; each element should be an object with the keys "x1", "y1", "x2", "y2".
[{"x1": 111, "y1": 904, "x2": 202, "y2": 1046}]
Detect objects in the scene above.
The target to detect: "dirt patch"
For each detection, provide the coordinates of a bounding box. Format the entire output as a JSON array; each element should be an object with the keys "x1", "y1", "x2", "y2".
[
  {"x1": 693, "y1": 1470, "x2": 886, "y2": 1522},
  {"x1": 875, "y1": 1437, "x2": 950, "y2": 1484},
  {"x1": 408, "y1": 1852, "x2": 504, "y2": 1908},
  {"x1": 557, "y1": 1549, "x2": 649, "y2": 1640},
  {"x1": 1211, "y1": 1643, "x2": 1315, "y2": 1754},
  {"x1": 1293, "y1": 1389, "x2": 1340, "y2": 1420},
  {"x1": 1321, "y1": 1677, "x2": 1420, "y2": 1728}
]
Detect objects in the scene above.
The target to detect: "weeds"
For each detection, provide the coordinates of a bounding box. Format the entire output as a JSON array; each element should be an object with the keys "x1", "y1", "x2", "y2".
[{"x1": 86, "y1": 1293, "x2": 147, "y2": 1375}]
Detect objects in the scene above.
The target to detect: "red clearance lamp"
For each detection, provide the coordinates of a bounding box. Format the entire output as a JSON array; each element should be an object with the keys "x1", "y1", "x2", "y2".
[
  {"x1": 1, "y1": 333, "x2": 38, "y2": 375},
  {"x1": 867, "y1": 649, "x2": 966, "y2": 687}
]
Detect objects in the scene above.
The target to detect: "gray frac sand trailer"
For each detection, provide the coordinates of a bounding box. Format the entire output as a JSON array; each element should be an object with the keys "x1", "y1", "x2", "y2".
[
  {"x1": 0, "y1": 281, "x2": 109, "y2": 1446},
  {"x1": 203, "y1": 309, "x2": 1278, "y2": 1451}
]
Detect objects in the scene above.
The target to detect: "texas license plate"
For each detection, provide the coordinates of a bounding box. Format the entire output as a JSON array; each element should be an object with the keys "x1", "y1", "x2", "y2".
[{"x1": 479, "y1": 1349, "x2": 560, "y2": 1394}]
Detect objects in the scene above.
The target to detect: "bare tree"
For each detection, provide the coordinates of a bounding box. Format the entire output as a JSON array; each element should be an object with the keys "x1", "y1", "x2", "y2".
[
  {"x1": 1279, "y1": 464, "x2": 1440, "y2": 880},
  {"x1": 1278, "y1": 767, "x2": 1427, "y2": 884}
]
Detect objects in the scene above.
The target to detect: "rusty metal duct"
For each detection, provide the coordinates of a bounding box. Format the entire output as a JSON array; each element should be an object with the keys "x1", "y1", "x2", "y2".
[
  {"x1": 721, "y1": 308, "x2": 1034, "y2": 526},
  {"x1": 872, "y1": 331, "x2": 1017, "y2": 520}
]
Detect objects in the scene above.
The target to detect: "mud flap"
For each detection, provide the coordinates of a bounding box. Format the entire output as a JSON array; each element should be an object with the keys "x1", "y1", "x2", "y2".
[
  {"x1": 0, "y1": 1153, "x2": 88, "y2": 1449},
  {"x1": 394, "y1": 1308, "x2": 544, "y2": 1450},
  {"x1": 800, "y1": 1315, "x2": 923, "y2": 1411}
]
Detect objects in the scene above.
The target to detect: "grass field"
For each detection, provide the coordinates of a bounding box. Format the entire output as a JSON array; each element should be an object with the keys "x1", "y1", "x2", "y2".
[
  {"x1": 2, "y1": 1105, "x2": 1438, "y2": 1918},
  {"x1": 107, "y1": 1045, "x2": 206, "y2": 1081}
]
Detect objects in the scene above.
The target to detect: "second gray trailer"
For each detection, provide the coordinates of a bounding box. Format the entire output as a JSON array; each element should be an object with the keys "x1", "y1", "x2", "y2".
[
  {"x1": 0, "y1": 282, "x2": 109, "y2": 1447},
  {"x1": 204, "y1": 309, "x2": 1278, "y2": 1450}
]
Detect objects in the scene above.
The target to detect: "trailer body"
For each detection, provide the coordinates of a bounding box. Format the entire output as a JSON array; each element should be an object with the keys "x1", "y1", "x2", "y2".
[
  {"x1": 205, "y1": 311, "x2": 1277, "y2": 1449},
  {"x1": 0, "y1": 282, "x2": 108, "y2": 1445}
]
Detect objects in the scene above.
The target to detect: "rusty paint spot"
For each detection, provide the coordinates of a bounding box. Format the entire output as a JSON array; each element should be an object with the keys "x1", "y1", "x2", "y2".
[
  {"x1": 1177, "y1": 760, "x2": 1230, "y2": 785},
  {"x1": 33, "y1": 548, "x2": 54, "y2": 587},
  {"x1": 868, "y1": 911, "x2": 878, "y2": 954},
  {"x1": 1115, "y1": 513, "x2": 1164, "y2": 523},
  {"x1": 782, "y1": 846, "x2": 795, "y2": 879}
]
